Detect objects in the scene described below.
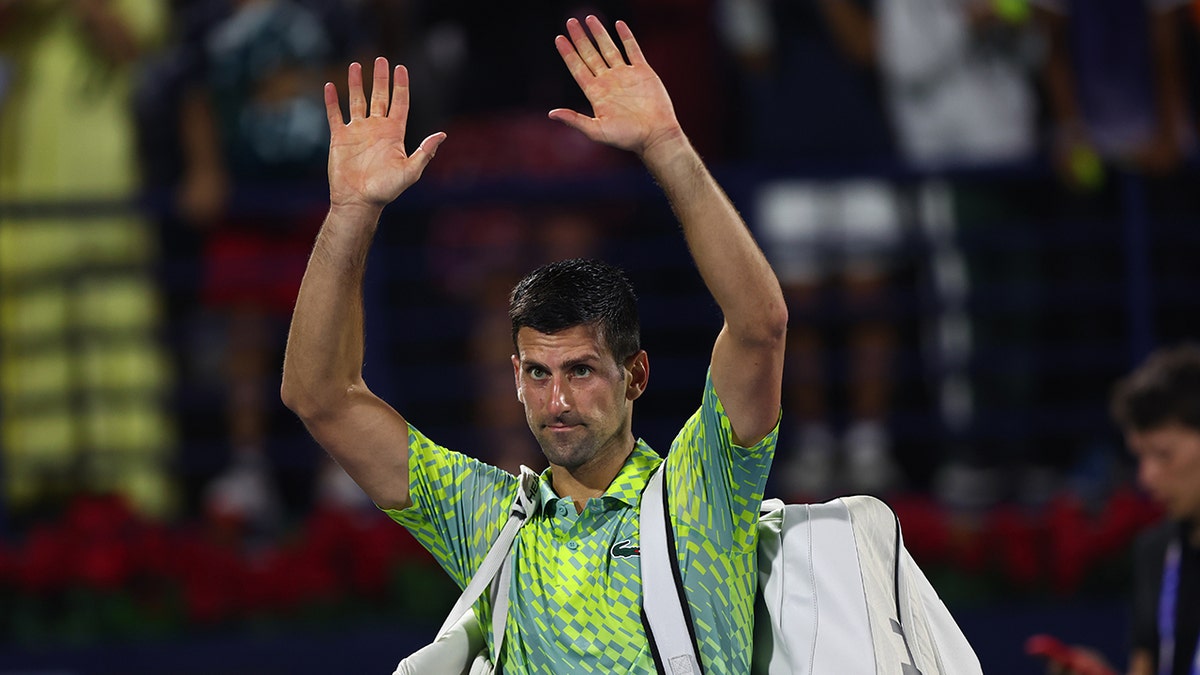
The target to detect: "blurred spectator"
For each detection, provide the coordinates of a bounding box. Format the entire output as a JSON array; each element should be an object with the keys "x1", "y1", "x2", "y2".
[
  {"x1": 1044, "y1": 344, "x2": 1200, "y2": 675},
  {"x1": 1032, "y1": 0, "x2": 1193, "y2": 499},
  {"x1": 719, "y1": 0, "x2": 902, "y2": 499},
  {"x1": 718, "y1": 0, "x2": 893, "y2": 163},
  {"x1": 754, "y1": 179, "x2": 906, "y2": 498},
  {"x1": 171, "y1": 0, "x2": 364, "y2": 532},
  {"x1": 1114, "y1": 344, "x2": 1200, "y2": 675},
  {"x1": 0, "y1": 0, "x2": 176, "y2": 519},
  {"x1": 822, "y1": 0, "x2": 1046, "y2": 506},
  {"x1": 1035, "y1": 0, "x2": 1191, "y2": 185}
]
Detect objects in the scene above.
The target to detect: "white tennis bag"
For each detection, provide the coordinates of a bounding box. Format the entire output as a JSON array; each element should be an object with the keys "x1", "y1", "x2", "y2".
[{"x1": 641, "y1": 463, "x2": 982, "y2": 675}]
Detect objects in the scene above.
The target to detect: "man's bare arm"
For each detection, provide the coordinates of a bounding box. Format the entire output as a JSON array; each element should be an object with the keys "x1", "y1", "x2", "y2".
[
  {"x1": 549, "y1": 17, "x2": 786, "y2": 446},
  {"x1": 281, "y1": 59, "x2": 444, "y2": 510}
]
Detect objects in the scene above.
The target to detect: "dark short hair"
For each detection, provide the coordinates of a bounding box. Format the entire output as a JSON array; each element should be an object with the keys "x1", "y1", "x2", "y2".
[
  {"x1": 509, "y1": 258, "x2": 640, "y2": 363},
  {"x1": 1111, "y1": 343, "x2": 1200, "y2": 432}
]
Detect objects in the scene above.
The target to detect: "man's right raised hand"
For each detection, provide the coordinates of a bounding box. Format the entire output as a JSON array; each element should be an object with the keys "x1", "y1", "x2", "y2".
[{"x1": 324, "y1": 57, "x2": 446, "y2": 211}]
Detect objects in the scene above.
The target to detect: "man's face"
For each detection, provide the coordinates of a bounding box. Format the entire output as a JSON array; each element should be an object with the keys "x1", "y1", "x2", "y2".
[
  {"x1": 512, "y1": 325, "x2": 646, "y2": 471},
  {"x1": 1127, "y1": 423, "x2": 1200, "y2": 522}
]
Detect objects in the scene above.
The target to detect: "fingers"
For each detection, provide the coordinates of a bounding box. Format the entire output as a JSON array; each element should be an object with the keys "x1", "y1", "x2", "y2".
[
  {"x1": 615, "y1": 20, "x2": 646, "y2": 65},
  {"x1": 558, "y1": 16, "x2": 636, "y2": 78},
  {"x1": 390, "y1": 64, "x2": 409, "y2": 138},
  {"x1": 347, "y1": 62, "x2": 366, "y2": 120},
  {"x1": 585, "y1": 15, "x2": 625, "y2": 68},
  {"x1": 565, "y1": 17, "x2": 608, "y2": 75},
  {"x1": 332, "y1": 59, "x2": 410, "y2": 129},
  {"x1": 555, "y1": 34, "x2": 592, "y2": 87},
  {"x1": 323, "y1": 82, "x2": 343, "y2": 130},
  {"x1": 369, "y1": 57, "x2": 390, "y2": 118}
]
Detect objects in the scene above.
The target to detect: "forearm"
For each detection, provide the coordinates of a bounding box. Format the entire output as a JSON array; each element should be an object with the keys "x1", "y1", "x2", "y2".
[
  {"x1": 180, "y1": 91, "x2": 223, "y2": 175},
  {"x1": 1149, "y1": 9, "x2": 1186, "y2": 143},
  {"x1": 281, "y1": 204, "x2": 381, "y2": 419},
  {"x1": 641, "y1": 134, "x2": 786, "y2": 341},
  {"x1": 1037, "y1": 10, "x2": 1085, "y2": 137},
  {"x1": 643, "y1": 133, "x2": 785, "y2": 445}
]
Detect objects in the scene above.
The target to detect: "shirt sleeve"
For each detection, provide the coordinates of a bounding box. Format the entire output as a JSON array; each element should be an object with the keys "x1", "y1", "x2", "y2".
[
  {"x1": 665, "y1": 368, "x2": 779, "y2": 554},
  {"x1": 381, "y1": 424, "x2": 519, "y2": 590}
]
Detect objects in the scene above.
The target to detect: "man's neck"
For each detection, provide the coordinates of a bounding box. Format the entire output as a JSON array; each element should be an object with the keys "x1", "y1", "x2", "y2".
[{"x1": 551, "y1": 440, "x2": 636, "y2": 513}]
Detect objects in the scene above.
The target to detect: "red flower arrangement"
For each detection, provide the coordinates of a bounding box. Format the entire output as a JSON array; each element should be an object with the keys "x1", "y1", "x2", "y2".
[
  {"x1": 0, "y1": 484, "x2": 1165, "y2": 646},
  {"x1": 0, "y1": 494, "x2": 455, "y2": 645}
]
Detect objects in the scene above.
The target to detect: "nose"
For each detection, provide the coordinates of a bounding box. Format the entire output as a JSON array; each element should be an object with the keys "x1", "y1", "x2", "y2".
[{"x1": 548, "y1": 375, "x2": 571, "y2": 414}]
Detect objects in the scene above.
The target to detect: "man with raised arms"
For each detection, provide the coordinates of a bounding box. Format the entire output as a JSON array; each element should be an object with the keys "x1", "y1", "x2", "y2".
[{"x1": 281, "y1": 16, "x2": 787, "y2": 673}]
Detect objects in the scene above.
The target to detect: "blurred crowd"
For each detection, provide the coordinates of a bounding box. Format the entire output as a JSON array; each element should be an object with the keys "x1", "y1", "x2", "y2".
[{"x1": 1, "y1": 0, "x2": 1199, "y2": 539}]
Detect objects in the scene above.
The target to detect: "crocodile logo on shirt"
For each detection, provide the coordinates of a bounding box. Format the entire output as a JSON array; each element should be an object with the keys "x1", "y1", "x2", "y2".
[{"x1": 610, "y1": 539, "x2": 640, "y2": 559}]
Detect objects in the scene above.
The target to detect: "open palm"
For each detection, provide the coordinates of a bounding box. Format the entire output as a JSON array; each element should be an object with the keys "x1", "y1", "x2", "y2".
[
  {"x1": 548, "y1": 17, "x2": 681, "y2": 156},
  {"x1": 325, "y1": 58, "x2": 445, "y2": 210}
]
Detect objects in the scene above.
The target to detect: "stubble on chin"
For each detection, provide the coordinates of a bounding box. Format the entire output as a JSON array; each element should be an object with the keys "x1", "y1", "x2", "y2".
[{"x1": 536, "y1": 431, "x2": 594, "y2": 470}]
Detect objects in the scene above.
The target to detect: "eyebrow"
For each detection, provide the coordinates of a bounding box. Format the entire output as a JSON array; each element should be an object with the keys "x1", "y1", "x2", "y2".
[{"x1": 521, "y1": 354, "x2": 602, "y2": 371}]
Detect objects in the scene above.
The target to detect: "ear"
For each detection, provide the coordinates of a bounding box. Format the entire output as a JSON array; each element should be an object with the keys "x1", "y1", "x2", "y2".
[
  {"x1": 625, "y1": 350, "x2": 649, "y2": 401},
  {"x1": 512, "y1": 354, "x2": 524, "y2": 402}
]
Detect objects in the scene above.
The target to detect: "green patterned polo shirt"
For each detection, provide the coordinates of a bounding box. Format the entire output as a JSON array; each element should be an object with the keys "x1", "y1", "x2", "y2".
[{"x1": 385, "y1": 370, "x2": 778, "y2": 674}]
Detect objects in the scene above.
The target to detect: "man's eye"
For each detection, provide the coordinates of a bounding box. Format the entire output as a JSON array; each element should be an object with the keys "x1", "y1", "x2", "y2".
[
  {"x1": 528, "y1": 367, "x2": 547, "y2": 379},
  {"x1": 572, "y1": 365, "x2": 592, "y2": 377}
]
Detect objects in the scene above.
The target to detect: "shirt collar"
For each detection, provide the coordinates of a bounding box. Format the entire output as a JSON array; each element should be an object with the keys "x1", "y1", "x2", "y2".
[{"x1": 535, "y1": 439, "x2": 662, "y2": 513}]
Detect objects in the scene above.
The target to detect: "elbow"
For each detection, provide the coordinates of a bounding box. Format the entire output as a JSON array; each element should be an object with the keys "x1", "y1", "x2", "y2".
[
  {"x1": 281, "y1": 373, "x2": 368, "y2": 427},
  {"x1": 732, "y1": 301, "x2": 788, "y2": 354},
  {"x1": 280, "y1": 377, "x2": 312, "y2": 420},
  {"x1": 280, "y1": 375, "x2": 336, "y2": 423},
  {"x1": 767, "y1": 301, "x2": 789, "y2": 341},
  {"x1": 757, "y1": 301, "x2": 789, "y2": 349}
]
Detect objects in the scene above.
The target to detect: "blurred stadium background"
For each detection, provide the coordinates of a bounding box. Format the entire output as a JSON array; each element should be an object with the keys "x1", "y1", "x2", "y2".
[{"x1": 2, "y1": 0, "x2": 1199, "y2": 672}]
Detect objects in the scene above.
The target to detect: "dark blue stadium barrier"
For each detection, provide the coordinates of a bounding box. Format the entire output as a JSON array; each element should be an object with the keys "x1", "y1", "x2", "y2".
[{"x1": 0, "y1": 601, "x2": 1130, "y2": 674}]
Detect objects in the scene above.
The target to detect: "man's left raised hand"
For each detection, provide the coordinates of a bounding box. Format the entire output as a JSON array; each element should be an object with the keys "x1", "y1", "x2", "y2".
[{"x1": 548, "y1": 16, "x2": 683, "y2": 158}]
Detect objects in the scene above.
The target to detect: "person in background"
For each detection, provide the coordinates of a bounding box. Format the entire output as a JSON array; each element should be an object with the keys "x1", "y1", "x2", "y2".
[
  {"x1": 175, "y1": 0, "x2": 364, "y2": 531},
  {"x1": 1111, "y1": 344, "x2": 1200, "y2": 675},
  {"x1": 717, "y1": 0, "x2": 902, "y2": 499},
  {"x1": 1034, "y1": 0, "x2": 1191, "y2": 185},
  {"x1": 0, "y1": 0, "x2": 175, "y2": 519},
  {"x1": 1032, "y1": 0, "x2": 1193, "y2": 501},
  {"x1": 822, "y1": 0, "x2": 1048, "y2": 507},
  {"x1": 1036, "y1": 344, "x2": 1200, "y2": 675}
]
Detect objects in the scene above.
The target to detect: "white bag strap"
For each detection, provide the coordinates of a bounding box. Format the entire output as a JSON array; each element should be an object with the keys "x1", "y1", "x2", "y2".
[
  {"x1": 435, "y1": 466, "x2": 541, "y2": 659},
  {"x1": 489, "y1": 534, "x2": 516, "y2": 663},
  {"x1": 640, "y1": 460, "x2": 704, "y2": 675}
]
